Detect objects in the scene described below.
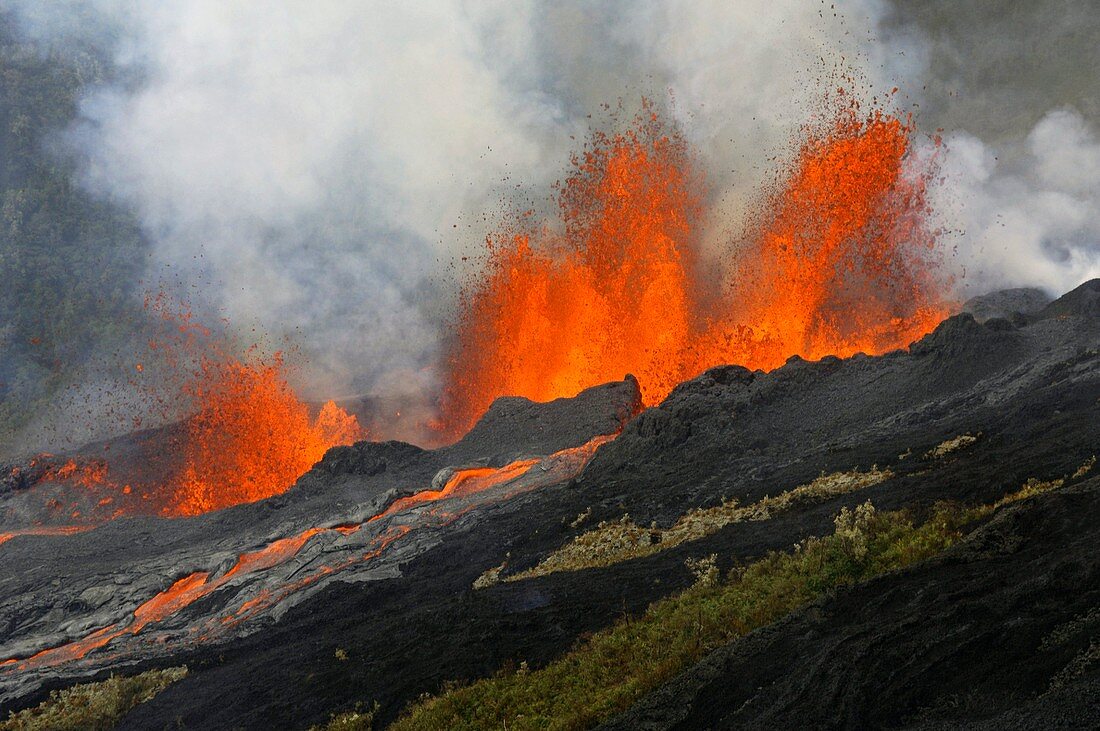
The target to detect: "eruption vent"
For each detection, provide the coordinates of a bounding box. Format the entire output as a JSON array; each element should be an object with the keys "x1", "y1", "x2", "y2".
[
  {"x1": 12, "y1": 301, "x2": 365, "y2": 521},
  {"x1": 442, "y1": 99, "x2": 949, "y2": 435}
]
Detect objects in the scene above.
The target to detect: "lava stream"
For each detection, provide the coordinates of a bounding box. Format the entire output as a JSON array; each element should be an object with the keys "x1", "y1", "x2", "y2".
[
  {"x1": 0, "y1": 526, "x2": 95, "y2": 548},
  {"x1": 0, "y1": 434, "x2": 614, "y2": 673}
]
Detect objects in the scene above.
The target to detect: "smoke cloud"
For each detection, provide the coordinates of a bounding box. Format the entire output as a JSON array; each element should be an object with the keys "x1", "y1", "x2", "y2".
[
  {"x1": 932, "y1": 109, "x2": 1100, "y2": 295},
  {"x1": 2, "y1": 0, "x2": 1098, "y2": 440}
]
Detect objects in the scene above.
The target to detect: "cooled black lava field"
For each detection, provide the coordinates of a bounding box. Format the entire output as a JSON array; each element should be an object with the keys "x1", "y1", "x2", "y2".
[{"x1": 3, "y1": 281, "x2": 1100, "y2": 730}]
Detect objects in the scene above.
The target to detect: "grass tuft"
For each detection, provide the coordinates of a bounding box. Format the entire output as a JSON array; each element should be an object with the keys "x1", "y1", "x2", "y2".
[
  {"x1": 0, "y1": 666, "x2": 187, "y2": 731},
  {"x1": 925, "y1": 433, "x2": 980, "y2": 459},
  {"x1": 1072, "y1": 455, "x2": 1096, "y2": 480},
  {"x1": 313, "y1": 702, "x2": 380, "y2": 731}
]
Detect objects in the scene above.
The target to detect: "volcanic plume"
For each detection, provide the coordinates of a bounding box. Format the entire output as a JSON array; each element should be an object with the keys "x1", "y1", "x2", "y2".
[{"x1": 441, "y1": 97, "x2": 949, "y2": 435}]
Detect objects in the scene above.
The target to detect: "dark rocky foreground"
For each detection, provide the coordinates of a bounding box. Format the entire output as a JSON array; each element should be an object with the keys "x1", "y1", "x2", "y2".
[
  {"x1": 2, "y1": 280, "x2": 1100, "y2": 729},
  {"x1": 602, "y1": 475, "x2": 1100, "y2": 730}
]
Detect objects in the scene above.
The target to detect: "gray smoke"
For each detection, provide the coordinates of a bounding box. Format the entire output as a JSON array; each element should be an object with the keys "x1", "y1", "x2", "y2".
[
  {"x1": 2, "y1": 0, "x2": 1098, "y2": 437},
  {"x1": 894, "y1": 1, "x2": 1100, "y2": 297}
]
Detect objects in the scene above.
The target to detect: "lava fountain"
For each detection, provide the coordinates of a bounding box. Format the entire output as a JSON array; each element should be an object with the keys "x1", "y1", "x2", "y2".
[
  {"x1": 147, "y1": 298, "x2": 365, "y2": 516},
  {"x1": 169, "y1": 347, "x2": 362, "y2": 516},
  {"x1": 7, "y1": 299, "x2": 365, "y2": 522},
  {"x1": 441, "y1": 96, "x2": 950, "y2": 435}
]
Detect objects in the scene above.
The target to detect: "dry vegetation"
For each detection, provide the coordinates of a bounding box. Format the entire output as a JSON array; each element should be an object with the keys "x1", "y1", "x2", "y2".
[
  {"x1": 313, "y1": 702, "x2": 380, "y2": 731},
  {"x1": 925, "y1": 433, "x2": 980, "y2": 459},
  {"x1": 0, "y1": 666, "x2": 186, "y2": 731},
  {"x1": 494, "y1": 467, "x2": 892, "y2": 583},
  {"x1": 385, "y1": 470, "x2": 1081, "y2": 731},
  {"x1": 318, "y1": 461, "x2": 1084, "y2": 731},
  {"x1": 993, "y1": 477, "x2": 1065, "y2": 509},
  {"x1": 1073, "y1": 455, "x2": 1096, "y2": 479}
]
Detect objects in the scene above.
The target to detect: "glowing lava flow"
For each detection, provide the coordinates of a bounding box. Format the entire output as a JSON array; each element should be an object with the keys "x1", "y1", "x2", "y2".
[
  {"x1": 441, "y1": 99, "x2": 950, "y2": 435},
  {"x1": 0, "y1": 526, "x2": 94, "y2": 547},
  {"x1": 369, "y1": 457, "x2": 541, "y2": 523},
  {"x1": 0, "y1": 434, "x2": 614, "y2": 673}
]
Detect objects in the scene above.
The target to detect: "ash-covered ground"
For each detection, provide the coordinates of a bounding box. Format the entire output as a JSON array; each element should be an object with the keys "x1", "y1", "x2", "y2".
[{"x1": 2, "y1": 280, "x2": 1100, "y2": 729}]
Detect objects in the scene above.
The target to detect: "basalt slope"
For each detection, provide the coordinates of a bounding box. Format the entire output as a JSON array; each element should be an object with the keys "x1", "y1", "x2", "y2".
[{"x1": 2, "y1": 280, "x2": 1099, "y2": 730}]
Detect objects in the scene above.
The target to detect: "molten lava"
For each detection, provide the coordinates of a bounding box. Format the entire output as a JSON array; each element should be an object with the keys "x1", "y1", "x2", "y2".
[
  {"x1": 169, "y1": 349, "x2": 362, "y2": 516},
  {"x1": 710, "y1": 108, "x2": 946, "y2": 370},
  {"x1": 442, "y1": 99, "x2": 949, "y2": 434},
  {"x1": 133, "y1": 294, "x2": 364, "y2": 515},
  {"x1": 4, "y1": 303, "x2": 365, "y2": 522},
  {"x1": 442, "y1": 106, "x2": 701, "y2": 426}
]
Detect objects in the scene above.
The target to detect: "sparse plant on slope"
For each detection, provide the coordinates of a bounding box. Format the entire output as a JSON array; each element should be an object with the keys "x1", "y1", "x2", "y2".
[
  {"x1": 313, "y1": 702, "x2": 380, "y2": 731},
  {"x1": 925, "y1": 433, "x2": 980, "y2": 459},
  {"x1": 1072, "y1": 455, "x2": 1096, "y2": 479},
  {"x1": 386, "y1": 466, "x2": 1081, "y2": 731},
  {"x1": 499, "y1": 467, "x2": 892, "y2": 582},
  {"x1": 389, "y1": 501, "x2": 964, "y2": 731},
  {"x1": 0, "y1": 666, "x2": 186, "y2": 731}
]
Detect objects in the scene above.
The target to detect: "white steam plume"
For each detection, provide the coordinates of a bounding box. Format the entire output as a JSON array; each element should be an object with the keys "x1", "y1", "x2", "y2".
[
  {"x1": 2, "y1": 0, "x2": 1098, "y2": 442},
  {"x1": 933, "y1": 109, "x2": 1100, "y2": 297},
  {"x1": 1, "y1": 0, "x2": 918, "y2": 409}
]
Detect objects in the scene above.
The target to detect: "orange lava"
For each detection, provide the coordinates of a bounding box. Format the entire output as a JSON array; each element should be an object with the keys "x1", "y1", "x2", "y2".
[
  {"x1": 169, "y1": 347, "x2": 363, "y2": 516},
  {"x1": 129, "y1": 294, "x2": 365, "y2": 516},
  {"x1": 369, "y1": 457, "x2": 540, "y2": 523},
  {"x1": 1, "y1": 434, "x2": 616, "y2": 672},
  {"x1": 0, "y1": 521, "x2": 356, "y2": 671},
  {"x1": 38, "y1": 459, "x2": 109, "y2": 489},
  {"x1": 131, "y1": 571, "x2": 212, "y2": 630},
  {"x1": 442, "y1": 104, "x2": 701, "y2": 428},
  {"x1": 441, "y1": 99, "x2": 949, "y2": 435},
  {"x1": 709, "y1": 107, "x2": 946, "y2": 370}
]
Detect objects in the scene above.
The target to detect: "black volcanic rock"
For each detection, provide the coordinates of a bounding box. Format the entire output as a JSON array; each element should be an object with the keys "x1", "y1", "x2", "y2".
[
  {"x1": 0, "y1": 377, "x2": 642, "y2": 709},
  {"x1": 6, "y1": 282, "x2": 1100, "y2": 730},
  {"x1": 1034, "y1": 277, "x2": 1100, "y2": 320},
  {"x1": 443, "y1": 375, "x2": 643, "y2": 463},
  {"x1": 107, "y1": 282, "x2": 1100, "y2": 730},
  {"x1": 315, "y1": 440, "x2": 426, "y2": 477},
  {"x1": 962, "y1": 286, "x2": 1051, "y2": 323}
]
